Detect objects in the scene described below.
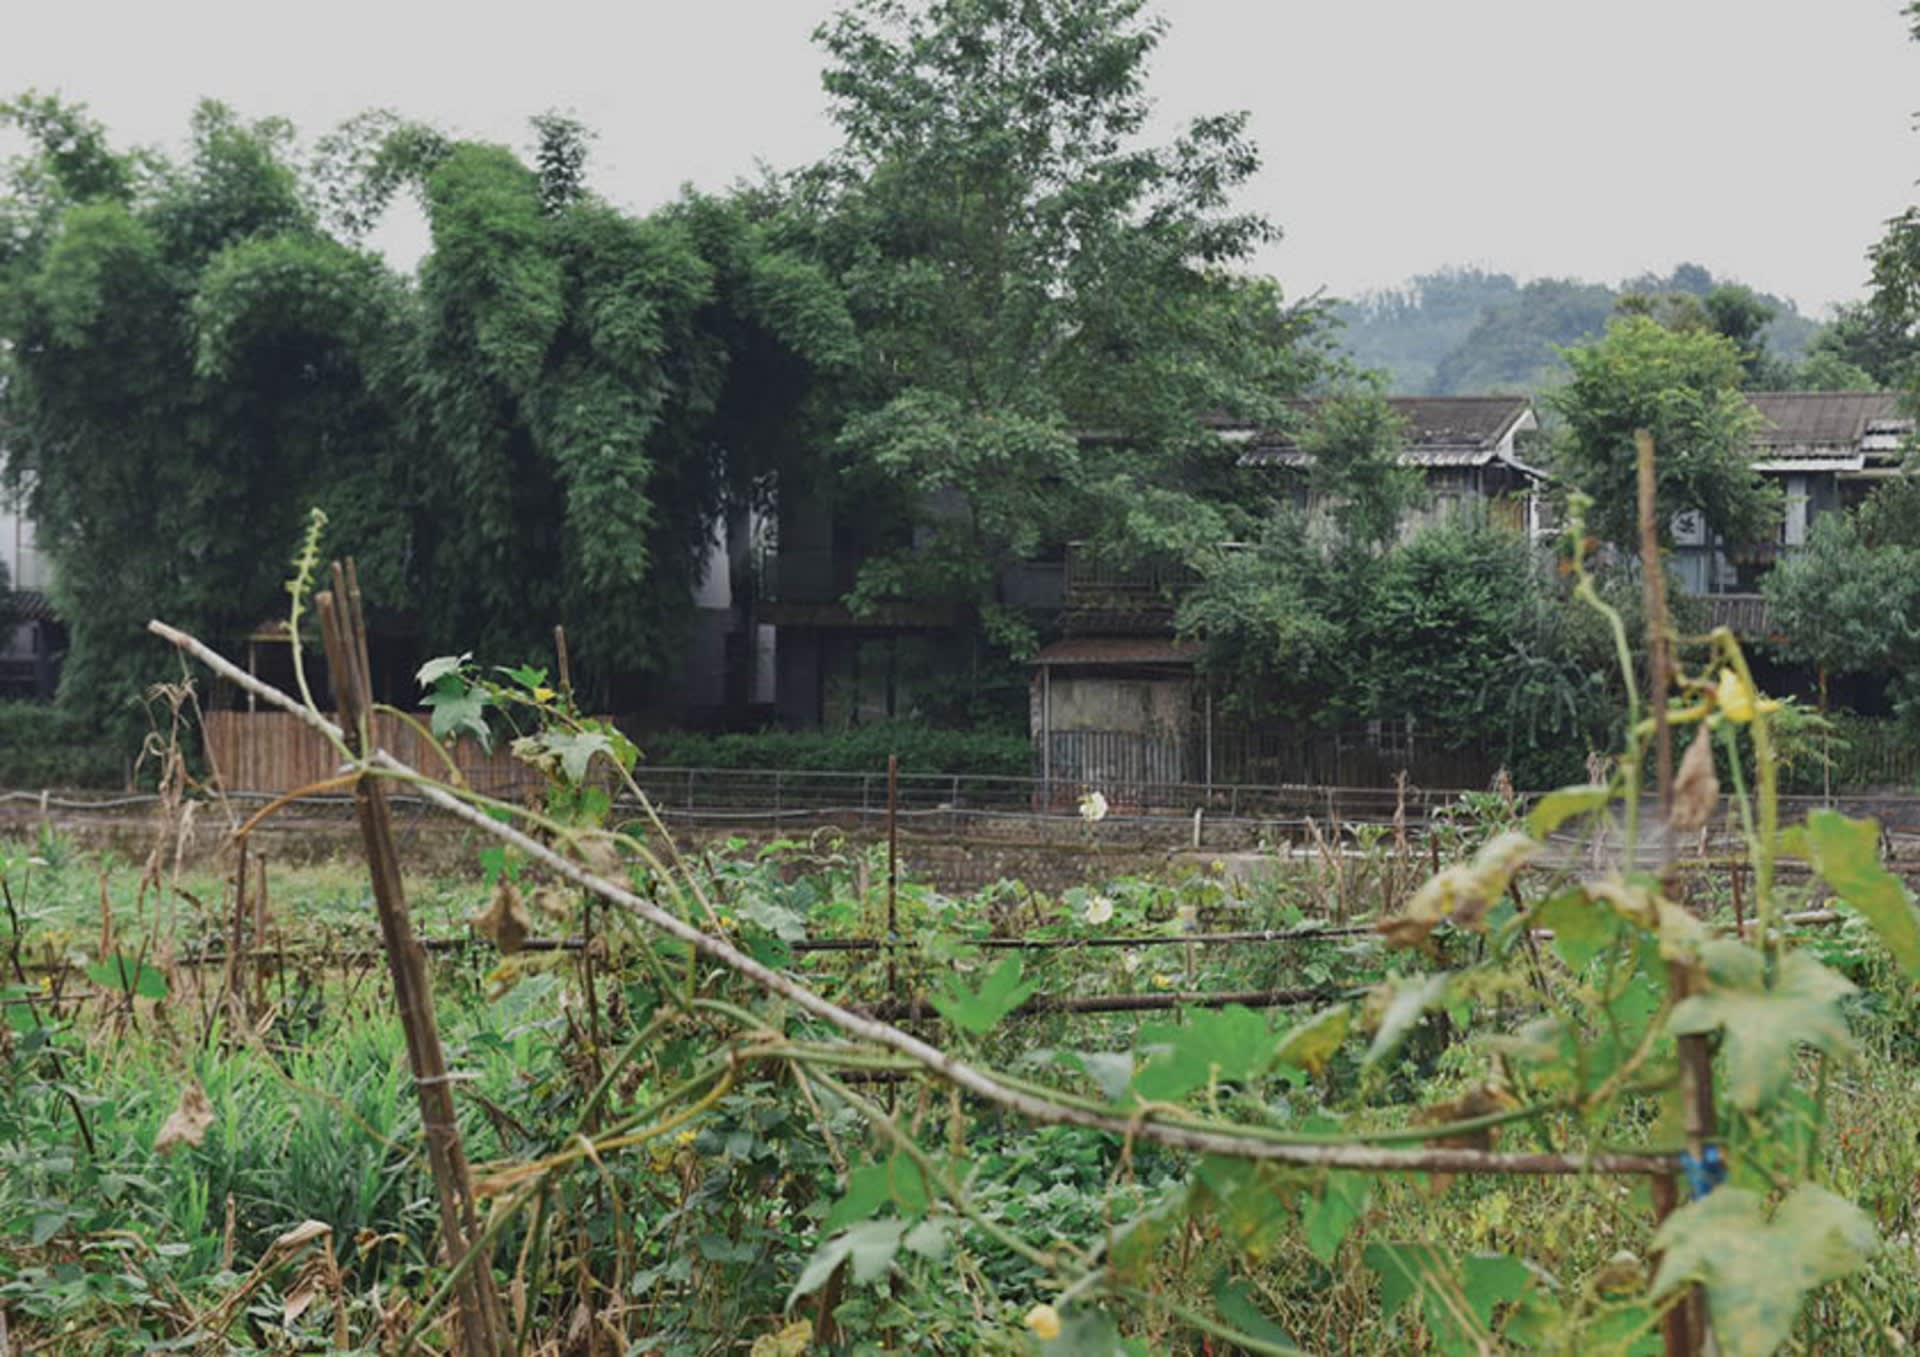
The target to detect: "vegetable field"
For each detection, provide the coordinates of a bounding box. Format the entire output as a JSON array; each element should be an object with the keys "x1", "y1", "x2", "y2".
[{"x1": 7, "y1": 532, "x2": 1920, "y2": 1355}]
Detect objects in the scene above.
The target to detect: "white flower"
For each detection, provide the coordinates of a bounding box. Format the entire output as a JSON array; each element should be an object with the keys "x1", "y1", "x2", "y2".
[
  {"x1": 1083, "y1": 894, "x2": 1114, "y2": 926},
  {"x1": 1078, "y1": 790, "x2": 1109, "y2": 825},
  {"x1": 1121, "y1": 948, "x2": 1142, "y2": 974}
]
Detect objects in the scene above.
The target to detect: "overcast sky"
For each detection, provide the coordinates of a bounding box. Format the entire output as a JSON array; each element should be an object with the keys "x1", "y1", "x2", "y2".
[{"x1": 5, "y1": 0, "x2": 1917, "y2": 316}]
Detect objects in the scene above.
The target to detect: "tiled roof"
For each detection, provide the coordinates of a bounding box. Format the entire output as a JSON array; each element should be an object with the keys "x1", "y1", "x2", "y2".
[
  {"x1": 1745, "y1": 392, "x2": 1910, "y2": 449},
  {"x1": 1030, "y1": 637, "x2": 1202, "y2": 667},
  {"x1": 1239, "y1": 395, "x2": 1533, "y2": 467}
]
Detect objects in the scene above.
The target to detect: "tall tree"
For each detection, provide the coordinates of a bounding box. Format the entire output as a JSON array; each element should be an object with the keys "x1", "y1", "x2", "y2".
[
  {"x1": 0, "y1": 97, "x2": 409, "y2": 735},
  {"x1": 783, "y1": 0, "x2": 1329, "y2": 633},
  {"x1": 0, "y1": 97, "x2": 856, "y2": 728},
  {"x1": 1547, "y1": 315, "x2": 1775, "y2": 551}
]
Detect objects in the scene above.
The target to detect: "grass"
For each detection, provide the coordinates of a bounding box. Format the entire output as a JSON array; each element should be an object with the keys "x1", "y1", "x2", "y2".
[{"x1": 3, "y1": 816, "x2": 1920, "y2": 1353}]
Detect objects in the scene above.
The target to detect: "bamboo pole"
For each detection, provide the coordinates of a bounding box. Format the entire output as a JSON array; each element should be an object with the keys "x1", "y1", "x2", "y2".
[
  {"x1": 1636, "y1": 431, "x2": 1713, "y2": 1357},
  {"x1": 315, "y1": 564, "x2": 503, "y2": 1357}
]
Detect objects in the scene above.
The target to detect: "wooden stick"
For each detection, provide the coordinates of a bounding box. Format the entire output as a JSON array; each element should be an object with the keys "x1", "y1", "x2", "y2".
[{"x1": 316, "y1": 571, "x2": 504, "y2": 1357}]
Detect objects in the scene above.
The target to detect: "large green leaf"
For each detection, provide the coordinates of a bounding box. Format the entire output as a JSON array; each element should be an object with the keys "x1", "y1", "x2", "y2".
[
  {"x1": 1533, "y1": 887, "x2": 1619, "y2": 970},
  {"x1": 1669, "y1": 945, "x2": 1854, "y2": 1108},
  {"x1": 1364, "y1": 1244, "x2": 1533, "y2": 1355},
  {"x1": 1805, "y1": 809, "x2": 1920, "y2": 977},
  {"x1": 928, "y1": 954, "x2": 1036, "y2": 1034},
  {"x1": 1131, "y1": 1005, "x2": 1280, "y2": 1102},
  {"x1": 424, "y1": 680, "x2": 491, "y2": 749},
  {"x1": 1304, "y1": 1170, "x2": 1369, "y2": 1263},
  {"x1": 86, "y1": 954, "x2": 168, "y2": 1000},
  {"x1": 787, "y1": 1214, "x2": 952, "y2": 1307},
  {"x1": 1651, "y1": 1184, "x2": 1877, "y2": 1357}
]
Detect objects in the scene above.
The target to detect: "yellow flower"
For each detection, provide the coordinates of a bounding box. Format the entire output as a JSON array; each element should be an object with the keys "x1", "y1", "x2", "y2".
[
  {"x1": 1151, "y1": 974, "x2": 1174, "y2": 990},
  {"x1": 1714, "y1": 668, "x2": 1780, "y2": 723},
  {"x1": 1024, "y1": 1304, "x2": 1062, "y2": 1342},
  {"x1": 532, "y1": 685, "x2": 557, "y2": 704},
  {"x1": 676, "y1": 1129, "x2": 698, "y2": 1147}
]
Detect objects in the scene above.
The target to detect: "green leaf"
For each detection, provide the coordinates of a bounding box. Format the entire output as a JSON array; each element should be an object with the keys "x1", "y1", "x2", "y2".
[
  {"x1": 787, "y1": 1219, "x2": 908, "y2": 1305},
  {"x1": 1527, "y1": 784, "x2": 1612, "y2": 837},
  {"x1": 424, "y1": 683, "x2": 490, "y2": 750},
  {"x1": 415, "y1": 653, "x2": 471, "y2": 688},
  {"x1": 1304, "y1": 1170, "x2": 1369, "y2": 1263},
  {"x1": 1363, "y1": 974, "x2": 1449, "y2": 1069},
  {"x1": 1050, "y1": 1305, "x2": 1128, "y2": 1356},
  {"x1": 544, "y1": 730, "x2": 616, "y2": 784},
  {"x1": 1805, "y1": 809, "x2": 1920, "y2": 977},
  {"x1": 1364, "y1": 1241, "x2": 1448, "y2": 1319},
  {"x1": 1365, "y1": 1245, "x2": 1528, "y2": 1352},
  {"x1": 1669, "y1": 945, "x2": 1855, "y2": 1108},
  {"x1": 1533, "y1": 888, "x2": 1618, "y2": 970},
  {"x1": 1651, "y1": 1184, "x2": 1877, "y2": 1357},
  {"x1": 1212, "y1": 1277, "x2": 1299, "y2": 1351},
  {"x1": 86, "y1": 954, "x2": 167, "y2": 1000},
  {"x1": 1131, "y1": 1005, "x2": 1280, "y2": 1102},
  {"x1": 928, "y1": 954, "x2": 1036, "y2": 1034}
]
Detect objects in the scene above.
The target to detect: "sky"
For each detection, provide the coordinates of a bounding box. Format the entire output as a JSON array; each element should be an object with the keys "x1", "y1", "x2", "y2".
[{"x1": 4, "y1": 0, "x2": 1917, "y2": 316}]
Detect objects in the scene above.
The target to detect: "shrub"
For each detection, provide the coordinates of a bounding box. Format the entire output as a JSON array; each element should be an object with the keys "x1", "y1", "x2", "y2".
[
  {"x1": 0, "y1": 702, "x2": 129, "y2": 789},
  {"x1": 644, "y1": 722, "x2": 1031, "y2": 777}
]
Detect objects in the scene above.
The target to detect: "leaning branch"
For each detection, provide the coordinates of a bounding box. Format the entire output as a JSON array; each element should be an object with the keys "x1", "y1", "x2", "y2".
[{"x1": 147, "y1": 618, "x2": 1676, "y2": 1178}]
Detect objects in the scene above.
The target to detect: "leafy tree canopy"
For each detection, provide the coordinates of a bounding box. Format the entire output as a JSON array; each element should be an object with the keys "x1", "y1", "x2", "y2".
[
  {"x1": 1546, "y1": 315, "x2": 1776, "y2": 551},
  {"x1": 779, "y1": 0, "x2": 1331, "y2": 622},
  {"x1": 0, "y1": 96, "x2": 855, "y2": 730}
]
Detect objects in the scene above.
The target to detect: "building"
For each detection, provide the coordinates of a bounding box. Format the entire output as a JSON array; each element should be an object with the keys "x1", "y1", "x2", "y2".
[
  {"x1": 1028, "y1": 396, "x2": 1544, "y2": 797},
  {"x1": 0, "y1": 486, "x2": 59, "y2": 701},
  {"x1": 1674, "y1": 392, "x2": 1912, "y2": 630},
  {"x1": 1233, "y1": 394, "x2": 1547, "y2": 537}
]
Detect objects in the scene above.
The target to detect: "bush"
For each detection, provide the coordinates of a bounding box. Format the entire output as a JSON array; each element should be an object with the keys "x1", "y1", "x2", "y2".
[
  {"x1": 644, "y1": 723, "x2": 1031, "y2": 777},
  {"x1": 0, "y1": 702, "x2": 129, "y2": 789}
]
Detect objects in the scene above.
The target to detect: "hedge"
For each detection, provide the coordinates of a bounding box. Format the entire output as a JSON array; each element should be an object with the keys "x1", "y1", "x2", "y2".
[
  {"x1": 642, "y1": 723, "x2": 1031, "y2": 778},
  {"x1": 0, "y1": 702, "x2": 130, "y2": 790}
]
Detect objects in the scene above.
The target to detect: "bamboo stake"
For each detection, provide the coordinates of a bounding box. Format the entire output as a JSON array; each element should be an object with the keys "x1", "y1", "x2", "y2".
[
  {"x1": 1636, "y1": 431, "x2": 1713, "y2": 1357},
  {"x1": 314, "y1": 567, "x2": 503, "y2": 1357}
]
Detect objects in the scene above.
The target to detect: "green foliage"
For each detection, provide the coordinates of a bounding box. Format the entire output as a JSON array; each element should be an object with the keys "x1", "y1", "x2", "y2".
[
  {"x1": 783, "y1": 0, "x2": 1329, "y2": 621},
  {"x1": 1763, "y1": 512, "x2": 1920, "y2": 679},
  {"x1": 1337, "y1": 263, "x2": 1821, "y2": 396},
  {"x1": 929, "y1": 955, "x2": 1037, "y2": 1034},
  {"x1": 1180, "y1": 519, "x2": 1613, "y2": 785},
  {"x1": 1650, "y1": 1185, "x2": 1877, "y2": 1357},
  {"x1": 0, "y1": 95, "x2": 854, "y2": 726},
  {"x1": 645, "y1": 723, "x2": 1030, "y2": 776},
  {"x1": 0, "y1": 702, "x2": 126, "y2": 787},
  {"x1": 1548, "y1": 315, "x2": 1775, "y2": 551},
  {"x1": 1296, "y1": 384, "x2": 1423, "y2": 550}
]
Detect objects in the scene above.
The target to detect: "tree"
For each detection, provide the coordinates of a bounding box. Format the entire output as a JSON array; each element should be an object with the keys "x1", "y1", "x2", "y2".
[
  {"x1": 1547, "y1": 315, "x2": 1775, "y2": 552},
  {"x1": 1293, "y1": 384, "x2": 1423, "y2": 551},
  {"x1": 0, "y1": 96, "x2": 856, "y2": 729},
  {"x1": 0, "y1": 98, "x2": 408, "y2": 736},
  {"x1": 1763, "y1": 513, "x2": 1920, "y2": 704},
  {"x1": 784, "y1": 0, "x2": 1330, "y2": 633}
]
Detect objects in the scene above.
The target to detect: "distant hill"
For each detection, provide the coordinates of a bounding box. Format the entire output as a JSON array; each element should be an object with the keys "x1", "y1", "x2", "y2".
[{"x1": 1333, "y1": 264, "x2": 1820, "y2": 395}]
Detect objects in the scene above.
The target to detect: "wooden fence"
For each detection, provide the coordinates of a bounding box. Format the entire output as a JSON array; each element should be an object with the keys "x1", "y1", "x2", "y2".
[{"x1": 202, "y1": 710, "x2": 532, "y2": 798}]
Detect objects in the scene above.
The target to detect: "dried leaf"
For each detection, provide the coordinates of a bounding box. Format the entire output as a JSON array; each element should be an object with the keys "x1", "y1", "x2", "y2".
[
  {"x1": 472, "y1": 879, "x2": 531, "y2": 954},
  {"x1": 155, "y1": 1080, "x2": 214, "y2": 1154},
  {"x1": 1669, "y1": 723, "x2": 1719, "y2": 832},
  {"x1": 749, "y1": 1319, "x2": 814, "y2": 1357}
]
